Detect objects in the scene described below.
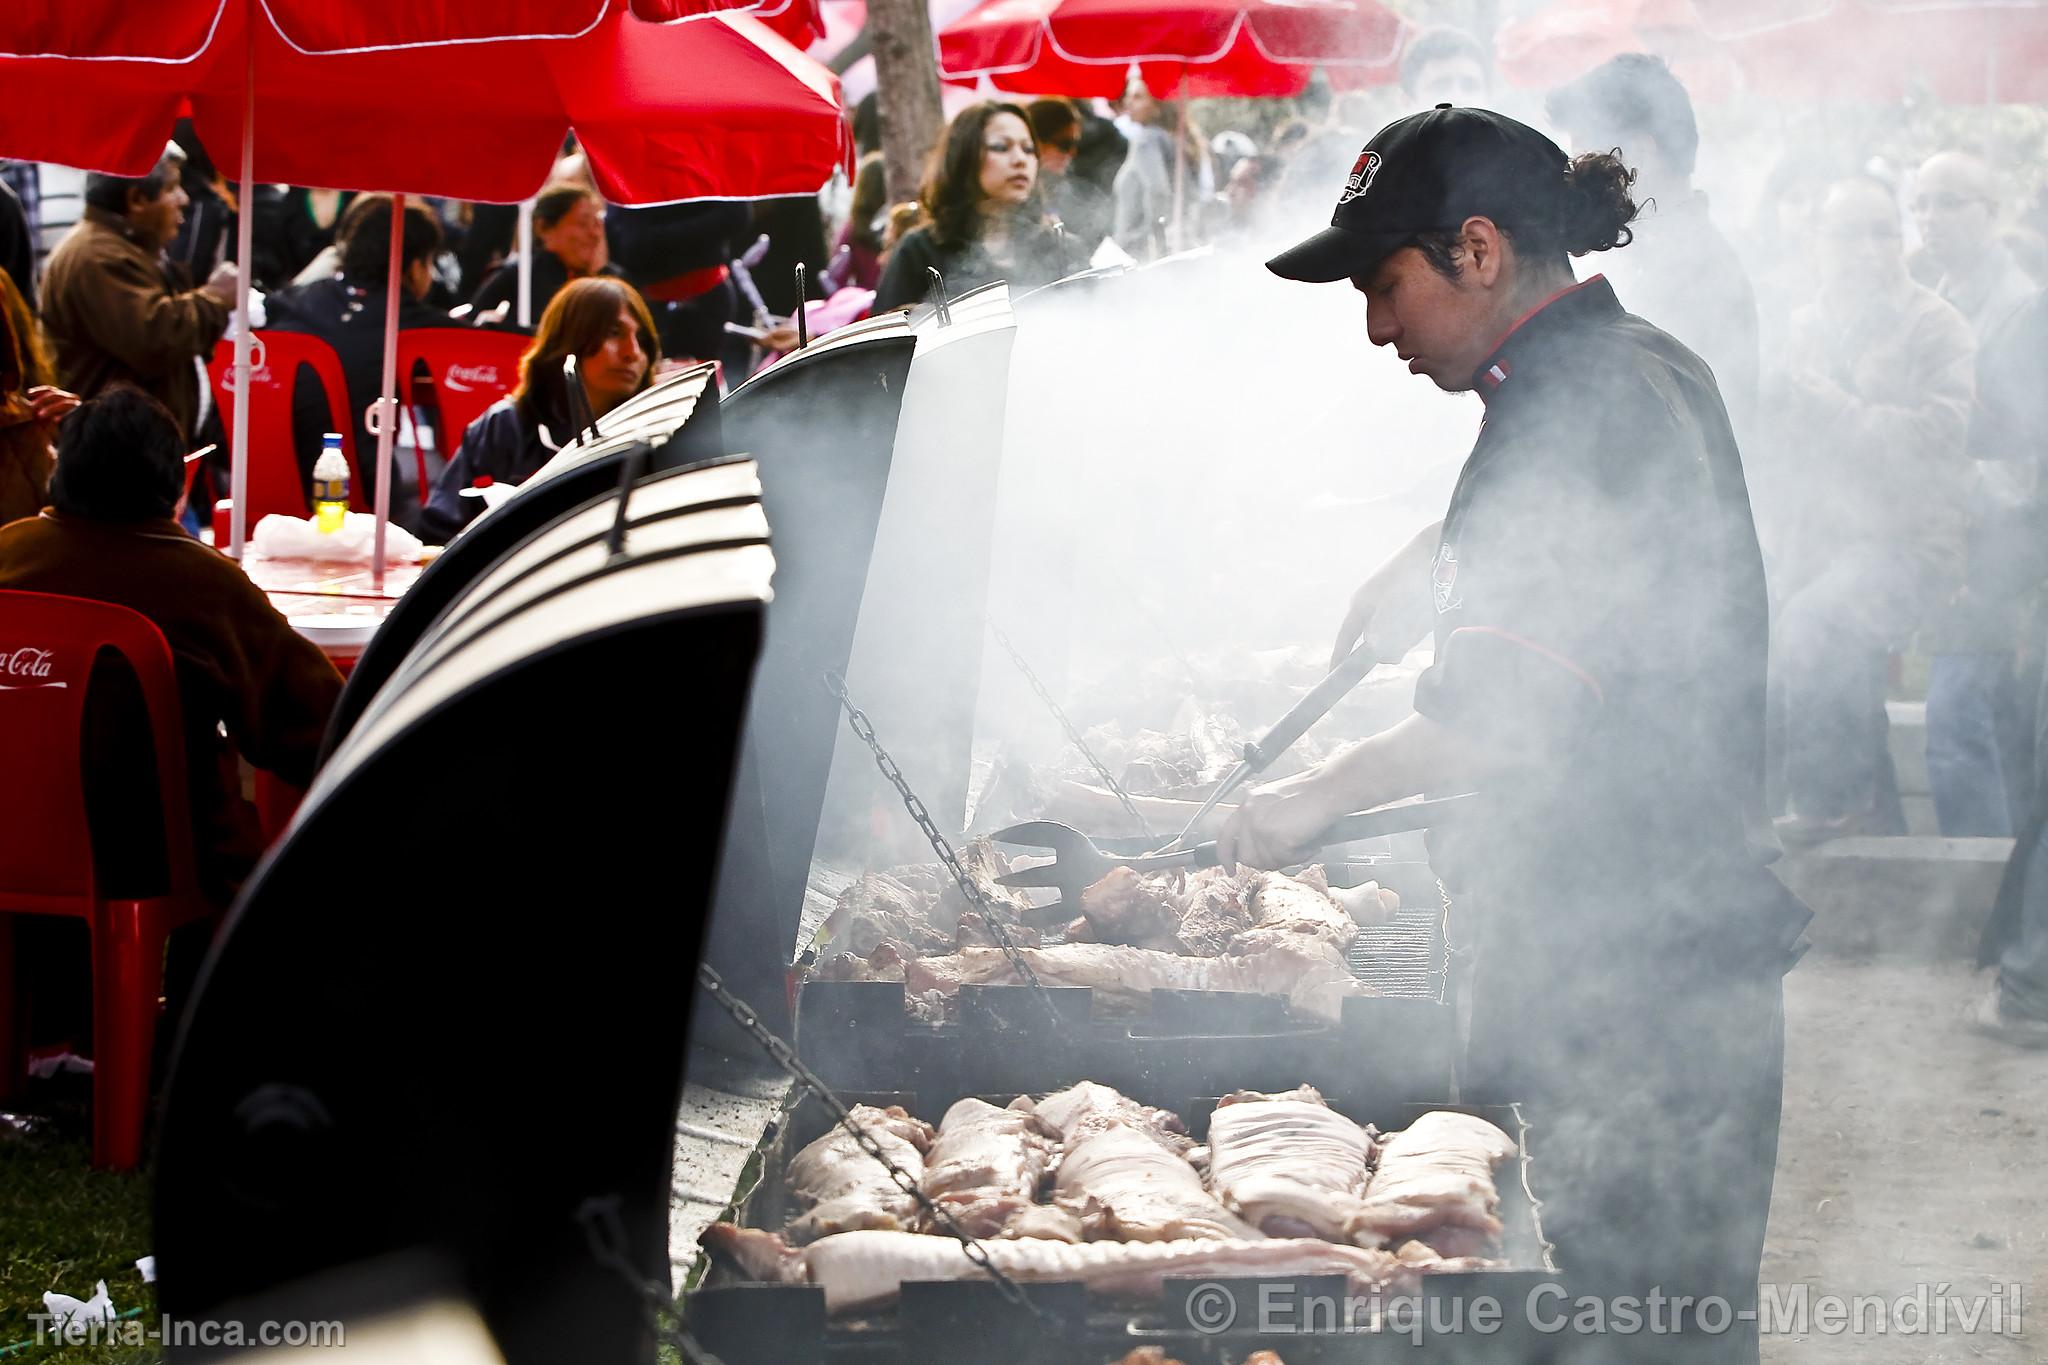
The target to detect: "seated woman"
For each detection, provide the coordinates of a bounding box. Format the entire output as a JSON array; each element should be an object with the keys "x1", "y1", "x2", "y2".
[
  {"x1": 0, "y1": 386, "x2": 344, "y2": 902},
  {"x1": 469, "y1": 182, "x2": 621, "y2": 323},
  {"x1": 422, "y1": 275, "x2": 659, "y2": 543},
  {"x1": 0, "y1": 266, "x2": 78, "y2": 526},
  {"x1": 873, "y1": 101, "x2": 1089, "y2": 312}
]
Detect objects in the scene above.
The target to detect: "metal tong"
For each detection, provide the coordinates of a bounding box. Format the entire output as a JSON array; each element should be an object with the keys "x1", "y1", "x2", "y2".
[
  {"x1": 1157, "y1": 632, "x2": 1408, "y2": 852},
  {"x1": 994, "y1": 793, "x2": 1474, "y2": 909}
]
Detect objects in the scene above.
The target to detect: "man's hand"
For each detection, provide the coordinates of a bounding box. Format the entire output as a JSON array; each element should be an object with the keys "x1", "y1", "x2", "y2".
[
  {"x1": 25, "y1": 385, "x2": 79, "y2": 423},
  {"x1": 1331, "y1": 519, "x2": 1443, "y2": 670},
  {"x1": 1215, "y1": 770, "x2": 1343, "y2": 872},
  {"x1": 203, "y1": 261, "x2": 240, "y2": 304}
]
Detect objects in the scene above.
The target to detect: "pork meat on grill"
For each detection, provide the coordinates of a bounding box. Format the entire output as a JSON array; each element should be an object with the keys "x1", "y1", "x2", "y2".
[
  {"x1": 918, "y1": 1098, "x2": 1070, "y2": 1240},
  {"x1": 1052, "y1": 1117, "x2": 1256, "y2": 1241},
  {"x1": 702, "y1": 1225, "x2": 1481, "y2": 1316},
  {"x1": 784, "y1": 1105, "x2": 936, "y2": 1244},
  {"x1": 900, "y1": 939, "x2": 1374, "y2": 1024},
  {"x1": 1350, "y1": 1111, "x2": 1518, "y2": 1256},
  {"x1": 1204, "y1": 1085, "x2": 1379, "y2": 1243}
]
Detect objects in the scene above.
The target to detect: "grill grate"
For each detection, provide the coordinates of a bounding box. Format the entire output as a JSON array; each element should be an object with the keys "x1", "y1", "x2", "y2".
[{"x1": 1347, "y1": 899, "x2": 1450, "y2": 1000}]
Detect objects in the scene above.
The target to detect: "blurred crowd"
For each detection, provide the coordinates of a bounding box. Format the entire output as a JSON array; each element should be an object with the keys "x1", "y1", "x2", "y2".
[{"x1": 3, "y1": 19, "x2": 2048, "y2": 1034}]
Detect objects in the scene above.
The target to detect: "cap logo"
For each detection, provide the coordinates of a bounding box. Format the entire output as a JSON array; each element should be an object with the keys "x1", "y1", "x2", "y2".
[{"x1": 1338, "y1": 150, "x2": 1382, "y2": 205}]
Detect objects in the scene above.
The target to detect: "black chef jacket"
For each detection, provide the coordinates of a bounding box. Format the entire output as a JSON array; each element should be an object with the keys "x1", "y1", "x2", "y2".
[
  {"x1": 1417, "y1": 276, "x2": 1802, "y2": 1365},
  {"x1": 1414, "y1": 274, "x2": 1806, "y2": 971}
]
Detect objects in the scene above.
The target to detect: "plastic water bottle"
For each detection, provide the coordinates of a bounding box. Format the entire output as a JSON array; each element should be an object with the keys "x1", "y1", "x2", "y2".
[{"x1": 312, "y1": 433, "x2": 348, "y2": 534}]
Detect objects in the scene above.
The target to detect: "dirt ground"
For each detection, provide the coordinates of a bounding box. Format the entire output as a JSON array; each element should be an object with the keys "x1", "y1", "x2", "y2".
[{"x1": 1763, "y1": 957, "x2": 2047, "y2": 1363}]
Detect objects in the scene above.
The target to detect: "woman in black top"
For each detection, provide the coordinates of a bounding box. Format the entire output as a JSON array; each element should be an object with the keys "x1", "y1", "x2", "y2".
[
  {"x1": 423, "y1": 276, "x2": 659, "y2": 542},
  {"x1": 470, "y1": 183, "x2": 622, "y2": 323},
  {"x1": 873, "y1": 101, "x2": 1087, "y2": 312}
]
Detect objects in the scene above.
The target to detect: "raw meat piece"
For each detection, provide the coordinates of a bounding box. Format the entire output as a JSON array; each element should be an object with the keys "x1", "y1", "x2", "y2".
[
  {"x1": 1205, "y1": 1086, "x2": 1376, "y2": 1242},
  {"x1": 919, "y1": 1099, "x2": 1059, "y2": 1238},
  {"x1": 1078, "y1": 868, "x2": 1186, "y2": 953},
  {"x1": 902, "y1": 940, "x2": 1373, "y2": 1024},
  {"x1": 1030, "y1": 1082, "x2": 1191, "y2": 1155},
  {"x1": 1328, "y1": 880, "x2": 1402, "y2": 927},
  {"x1": 1053, "y1": 1118, "x2": 1255, "y2": 1241},
  {"x1": 1230, "y1": 871, "x2": 1360, "y2": 956},
  {"x1": 784, "y1": 1105, "x2": 935, "y2": 1244},
  {"x1": 953, "y1": 912, "x2": 1042, "y2": 950},
  {"x1": 1352, "y1": 1111, "x2": 1518, "y2": 1252},
  {"x1": 701, "y1": 1226, "x2": 1434, "y2": 1315},
  {"x1": 822, "y1": 873, "x2": 952, "y2": 956},
  {"x1": 1172, "y1": 868, "x2": 1257, "y2": 955}
]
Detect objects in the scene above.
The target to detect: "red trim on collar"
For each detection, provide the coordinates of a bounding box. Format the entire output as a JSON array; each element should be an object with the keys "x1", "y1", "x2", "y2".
[{"x1": 1471, "y1": 274, "x2": 1605, "y2": 398}]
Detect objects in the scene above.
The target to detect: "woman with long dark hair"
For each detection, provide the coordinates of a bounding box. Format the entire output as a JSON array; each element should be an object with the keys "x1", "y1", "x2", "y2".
[
  {"x1": 469, "y1": 182, "x2": 620, "y2": 322},
  {"x1": 423, "y1": 276, "x2": 658, "y2": 542},
  {"x1": 873, "y1": 102, "x2": 1086, "y2": 311}
]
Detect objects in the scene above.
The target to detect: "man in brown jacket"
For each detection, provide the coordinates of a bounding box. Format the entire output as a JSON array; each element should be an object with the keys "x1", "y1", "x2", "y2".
[{"x1": 40, "y1": 143, "x2": 236, "y2": 441}]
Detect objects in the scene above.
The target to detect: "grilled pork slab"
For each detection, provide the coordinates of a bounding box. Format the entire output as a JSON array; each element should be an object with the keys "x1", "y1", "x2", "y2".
[
  {"x1": 918, "y1": 1098, "x2": 1061, "y2": 1238},
  {"x1": 1206, "y1": 1085, "x2": 1377, "y2": 1242},
  {"x1": 784, "y1": 1104, "x2": 936, "y2": 1244},
  {"x1": 702, "y1": 1226, "x2": 1443, "y2": 1315},
  {"x1": 1350, "y1": 1111, "x2": 1518, "y2": 1253},
  {"x1": 1053, "y1": 1118, "x2": 1256, "y2": 1242},
  {"x1": 901, "y1": 939, "x2": 1372, "y2": 1023}
]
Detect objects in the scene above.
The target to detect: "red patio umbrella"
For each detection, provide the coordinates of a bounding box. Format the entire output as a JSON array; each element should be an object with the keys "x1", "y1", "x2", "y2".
[
  {"x1": 1495, "y1": 0, "x2": 1741, "y2": 101},
  {"x1": 4, "y1": 0, "x2": 825, "y2": 61},
  {"x1": 0, "y1": 0, "x2": 847, "y2": 566},
  {"x1": 1696, "y1": 0, "x2": 2048, "y2": 104},
  {"x1": 937, "y1": 0, "x2": 1407, "y2": 98}
]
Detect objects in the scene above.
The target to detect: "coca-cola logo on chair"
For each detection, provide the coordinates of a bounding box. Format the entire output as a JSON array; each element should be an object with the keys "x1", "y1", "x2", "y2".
[
  {"x1": 0, "y1": 646, "x2": 65, "y2": 689},
  {"x1": 442, "y1": 364, "x2": 502, "y2": 394}
]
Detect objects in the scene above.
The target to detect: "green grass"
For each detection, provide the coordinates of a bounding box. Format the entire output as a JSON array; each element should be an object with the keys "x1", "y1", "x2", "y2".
[{"x1": 0, "y1": 1086, "x2": 157, "y2": 1364}]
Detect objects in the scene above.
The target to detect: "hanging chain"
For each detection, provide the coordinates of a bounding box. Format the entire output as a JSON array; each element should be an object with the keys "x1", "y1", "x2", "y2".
[
  {"x1": 695, "y1": 964, "x2": 1057, "y2": 1322},
  {"x1": 576, "y1": 1195, "x2": 726, "y2": 1365},
  {"x1": 822, "y1": 671, "x2": 1067, "y2": 1033},
  {"x1": 985, "y1": 619, "x2": 1158, "y2": 843}
]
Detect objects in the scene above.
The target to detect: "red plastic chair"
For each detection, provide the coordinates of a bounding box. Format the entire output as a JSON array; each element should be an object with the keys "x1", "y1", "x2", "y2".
[
  {"x1": 0, "y1": 590, "x2": 216, "y2": 1169},
  {"x1": 205, "y1": 332, "x2": 368, "y2": 532},
  {"x1": 395, "y1": 328, "x2": 531, "y2": 505}
]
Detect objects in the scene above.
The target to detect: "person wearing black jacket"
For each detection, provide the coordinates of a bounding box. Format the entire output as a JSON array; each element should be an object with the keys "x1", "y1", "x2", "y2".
[
  {"x1": 874, "y1": 102, "x2": 1087, "y2": 312},
  {"x1": 469, "y1": 183, "x2": 625, "y2": 323},
  {"x1": 606, "y1": 199, "x2": 749, "y2": 365},
  {"x1": 1232, "y1": 107, "x2": 1805, "y2": 1365},
  {"x1": 422, "y1": 276, "x2": 657, "y2": 543},
  {"x1": 264, "y1": 195, "x2": 449, "y2": 525}
]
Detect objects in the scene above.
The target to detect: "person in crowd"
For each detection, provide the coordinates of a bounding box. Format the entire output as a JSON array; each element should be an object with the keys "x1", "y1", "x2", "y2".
[
  {"x1": 166, "y1": 120, "x2": 237, "y2": 287},
  {"x1": 1248, "y1": 105, "x2": 1799, "y2": 1365},
  {"x1": 274, "y1": 187, "x2": 355, "y2": 285},
  {"x1": 265, "y1": 194, "x2": 450, "y2": 518},
  {"x1": 1970, "y1": 285, "x2": 2048, "y2": 1043},
  {"x1": 1030, "y1": 97, "x2": 1114, "y2": 254},
  {"x1": 40, "y1": 143, "x2": 235, "y2": 442},
  {"x1": 1071, "y1": 100, "x2": 1129, "y2": 214},
  {"x1": 1, "y1": 174, "x2": 36, "y2": 311},
  {"x1": 751, "y1": 195, "x2": 831, "y2": 323},
  {"x1": 876, "y1": 102, "x2": 1087, "y2": 312},
  {"x1": 0, "y1": 386, "x2": 343, "y2": 901},
  {"x1": 1547, "y1": 54, "x2": 1759, "y2": 432},
  {"x1": 0, "y1": 267, "x2": 76, "y2": 525},
  {"x1": 607, "y1": 199, "x2": 749, "y2": 367},
  {"x1": 1398, "y1": 27, "x2": 1491, "y2": 109},
  {"x1": 1112, "y1": 80, "x2": 1176, "y2": 259},
  {"x1": 1, "y1": 161, "x2": 41, "y2": 269},
  {"x1": 826, "y1": 153, "x2": 890, "y2": 293},
  {"x1": 1763, "y1": 175, "x2": 1977, "y2": 846},
  {"x1": 1912, "y1": 148, "x2": 2041, "y2": 839},
  {"x1": 469, "y1": 183, "x2": 621, "y2": 322},
  {"x1": 422, "y1": 276, "x2": 658, "y2": 543}
]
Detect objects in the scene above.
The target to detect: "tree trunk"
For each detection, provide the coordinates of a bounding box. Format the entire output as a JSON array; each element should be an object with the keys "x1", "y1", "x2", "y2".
[{"x1": 866, "y1": 0, "x2": 945, "y2": 205}]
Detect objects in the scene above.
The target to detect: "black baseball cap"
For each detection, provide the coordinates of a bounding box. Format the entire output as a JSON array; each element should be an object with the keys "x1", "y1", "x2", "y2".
[{"x1": 1267, "y1": 105, "x2": 1573, "y2": 284}]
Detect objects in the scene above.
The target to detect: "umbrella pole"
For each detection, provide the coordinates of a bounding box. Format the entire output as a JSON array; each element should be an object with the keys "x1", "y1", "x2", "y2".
[
  {"x1": 371, "y1": 192, "x2": 404, "y2": 595},
  {"x1": 228, "y1": 38, "x2": 256, "y2": 559},
  {"x1": 1172, "y1": 84, "x2": 1186, "y2": 253},
  {"x1": 517, "y1": 198, "x2": 535, "y2": 328}
]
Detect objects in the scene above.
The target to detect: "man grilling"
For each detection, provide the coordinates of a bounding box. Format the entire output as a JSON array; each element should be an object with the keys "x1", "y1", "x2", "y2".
[{"x1": 1224, "y1": 106, "x2": 1807, "y2": 1364}]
